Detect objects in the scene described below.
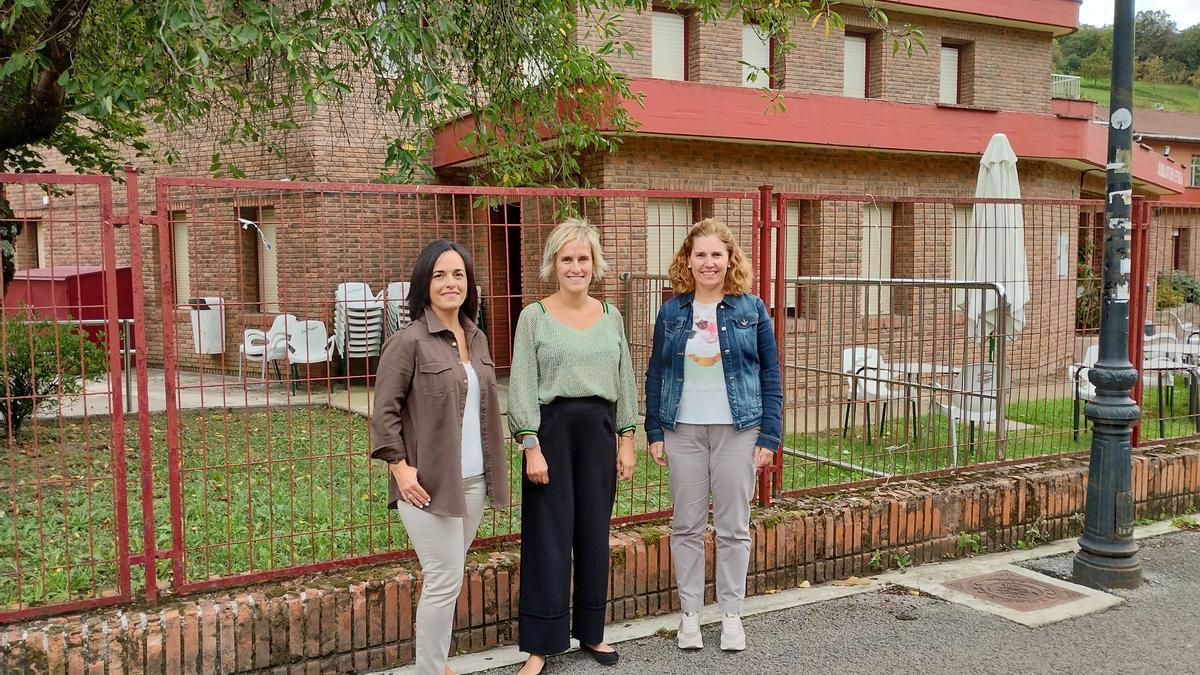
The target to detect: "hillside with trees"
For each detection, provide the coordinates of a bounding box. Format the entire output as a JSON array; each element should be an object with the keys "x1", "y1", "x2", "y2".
[{"x1": 1055, "y1": 10, "x2": 1200, "y2": 111}]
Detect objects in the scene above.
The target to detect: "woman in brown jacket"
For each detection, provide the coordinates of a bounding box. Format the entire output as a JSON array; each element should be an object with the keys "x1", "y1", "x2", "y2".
[{"x1": 371, "y1": 239, "x2": 510, "y2": 675}]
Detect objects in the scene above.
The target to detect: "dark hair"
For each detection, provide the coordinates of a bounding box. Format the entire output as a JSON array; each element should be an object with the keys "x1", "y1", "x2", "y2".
[{"x1": 407, "y1": 239, "x2": 479, "y2": 323}]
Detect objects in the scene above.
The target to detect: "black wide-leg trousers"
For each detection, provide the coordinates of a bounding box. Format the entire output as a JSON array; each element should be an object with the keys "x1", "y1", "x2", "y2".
[{"x1": 518, "y1": 396, "x2": 617, "y2": 655}]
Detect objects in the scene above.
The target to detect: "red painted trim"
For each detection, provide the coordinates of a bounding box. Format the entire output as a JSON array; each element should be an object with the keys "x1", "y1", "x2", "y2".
[
  {"x1": 0, "y1": 595, "x2": 127, "y2": 625},
  {"x1": 884, "y1": 0, "x2": 1079, "y2": 33},
  {"x1": 432, "y1": 78, "x2": 1187, "y2": 193}
]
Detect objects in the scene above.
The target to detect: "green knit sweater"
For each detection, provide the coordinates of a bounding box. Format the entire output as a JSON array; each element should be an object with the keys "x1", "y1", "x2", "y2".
[{"x1": 506, "y1": 301, "x2": 638, "y2": 437}]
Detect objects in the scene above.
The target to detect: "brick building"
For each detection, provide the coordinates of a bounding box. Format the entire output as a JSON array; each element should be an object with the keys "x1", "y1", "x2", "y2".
[{"x1": 9, "y1": 0, "x2": 1194, "y2": 384}]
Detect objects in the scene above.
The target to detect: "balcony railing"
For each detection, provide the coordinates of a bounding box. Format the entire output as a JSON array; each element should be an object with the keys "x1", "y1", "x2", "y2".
[{"x1": 1051, "y1": 74, "x2": 1082, "y2": 99}]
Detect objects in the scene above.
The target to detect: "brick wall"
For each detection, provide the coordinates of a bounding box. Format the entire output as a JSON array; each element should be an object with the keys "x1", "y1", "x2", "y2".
[
  {"x1": 4, "y1": 447, "x2": 1198, "y2": 673},
  {"x1": 579, "y1": 3, "x2": 1055, "y2": 114},
  {"x1": 596, "y1": 137, "x2": 1085, "y2": 380}
]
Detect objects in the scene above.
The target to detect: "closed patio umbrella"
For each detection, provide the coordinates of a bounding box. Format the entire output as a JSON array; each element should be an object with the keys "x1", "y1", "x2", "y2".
[{"x1": 957, "y1": 133, "x2": 1029, "y2": 348}]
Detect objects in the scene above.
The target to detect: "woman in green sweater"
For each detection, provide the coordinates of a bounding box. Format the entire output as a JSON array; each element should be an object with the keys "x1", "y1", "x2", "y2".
[{"x1": 507, "y1": 219, "x2": 638, "y2": 675}]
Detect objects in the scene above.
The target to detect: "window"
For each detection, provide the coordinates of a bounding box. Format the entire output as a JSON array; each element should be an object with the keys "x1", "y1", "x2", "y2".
[
  {"x1": 646, "y1": 198, "x2": 692, "y2": 279},
  {"x1": 652, "y1": 10, "x2": 687, "y2": 81},
  {"x1": 170, "y1": 211, "x2": 191, "y2": 307},
  {"x1": 952, "y1": 205, "x2": 972, "y2": 280},
  {"x1": 742, "y1": 23, "x2": 771, "y2": 88},
  {"x1": 843, "y1": 34, "x2": 868, "y2": 98},
  {"x1": 645, "y1": 197, "x2": 693, "y2": 323},
  {"x1": 258, "y1": 210, "x2": 279, "y2": 313},
  {"x1": 375, "y1": 0, "x2": 401, "y2": 78},
  {"x1": 33, "y1": 220, "x2": 47, "y2": 268},
  {"x1": 860, "y1": 203, "x2": 893, "y2": 315},
  {"x1": 939, "y1": 45, "x2": 961, "y2": 104},
  {"x1": 1192, "y1": 156, "x2": 1200, "y2": 188}
]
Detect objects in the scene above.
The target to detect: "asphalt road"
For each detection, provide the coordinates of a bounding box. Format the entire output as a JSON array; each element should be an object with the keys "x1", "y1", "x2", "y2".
[{"x1": 477, "y1": 530, "x2": 1200, "y2": 675}]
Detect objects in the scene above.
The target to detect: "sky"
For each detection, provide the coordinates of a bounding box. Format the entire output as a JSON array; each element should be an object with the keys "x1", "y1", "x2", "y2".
[{"x1": 1079, "y1": 0, "x2": 1200, "y2": 29}]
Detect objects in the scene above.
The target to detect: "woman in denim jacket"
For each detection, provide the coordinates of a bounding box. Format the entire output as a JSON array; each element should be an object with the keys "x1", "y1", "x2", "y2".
[{"x1": 644, "y1": 218, "x2": 782, "y2": 653}]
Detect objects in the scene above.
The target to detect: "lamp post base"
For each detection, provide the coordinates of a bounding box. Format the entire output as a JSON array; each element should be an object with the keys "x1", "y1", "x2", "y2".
[{"x1": 1072, "y1": 548, "x2": 1142, "y2": 589}]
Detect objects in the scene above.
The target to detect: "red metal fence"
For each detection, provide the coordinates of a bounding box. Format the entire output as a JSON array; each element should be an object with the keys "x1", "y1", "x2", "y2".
[{"x1": 2, "y1": 171, "x2": 1197, "y2": 621}]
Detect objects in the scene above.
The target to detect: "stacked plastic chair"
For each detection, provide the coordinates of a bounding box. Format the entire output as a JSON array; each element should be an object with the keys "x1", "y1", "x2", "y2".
[
  {"x1": 383, "y1": 281, "x2": 412, "y2": 338},
  {"x1": 333, "y1": 283, "x2": 385, "y2": 370}
]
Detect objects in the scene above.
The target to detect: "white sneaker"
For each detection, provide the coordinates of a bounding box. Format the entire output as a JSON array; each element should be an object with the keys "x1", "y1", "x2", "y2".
[
  {"x1": 677, "y1": 612, "x2": 703, "y2": 649},
  {"x1": 720, "y1": 613, "x2": 745, "y2": 652}
]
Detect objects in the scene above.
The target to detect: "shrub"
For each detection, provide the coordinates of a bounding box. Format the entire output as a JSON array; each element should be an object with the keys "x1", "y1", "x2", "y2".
[
  {"x1": 1, "y1": 313, "x2": 108, "y2": 435},
  {"x1": 1160, "y1": 269, "x2": 1200, "y2": 304},
  {"x1": 1157, "y1": 278, "x2": 1185, "y2": 310},
  {"x1": 1076, "y1": 264, "x2": 1101, "y2": 331}
]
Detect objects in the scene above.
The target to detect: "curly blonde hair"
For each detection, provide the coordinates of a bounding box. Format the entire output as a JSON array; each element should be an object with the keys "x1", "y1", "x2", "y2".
[{"x1": 667, "y1": 218, "x2": 753, "y2": 295}]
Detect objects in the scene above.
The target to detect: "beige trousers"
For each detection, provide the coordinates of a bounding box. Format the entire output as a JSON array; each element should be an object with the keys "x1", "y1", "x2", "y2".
[
  {"x1": 397, "y1": 475, "x2": 486, "y2": 675},
  {"x1": 664, "y1": 423, "x2": 758, "y2": 614}
]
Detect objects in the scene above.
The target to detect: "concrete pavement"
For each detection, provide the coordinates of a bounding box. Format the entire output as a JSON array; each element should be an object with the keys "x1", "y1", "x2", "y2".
[{"x1": 386, "y1": 516, "x2": 1200, "y2": 675}]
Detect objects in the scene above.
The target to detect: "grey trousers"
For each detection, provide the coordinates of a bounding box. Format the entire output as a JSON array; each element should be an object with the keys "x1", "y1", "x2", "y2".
[
  {"x1": 397, "y1": 474, "x2": 487, "y2": 675},
  {"x1": 664, "y1": 423, "x2": 758, "y2": 614}
]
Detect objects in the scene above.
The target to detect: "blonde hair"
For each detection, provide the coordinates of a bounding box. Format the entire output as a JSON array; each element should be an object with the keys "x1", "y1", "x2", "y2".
[
  {"x1": 667, "y1": 218, "x2": 753, "y2": 295},
  {"x1": 539, "y1": 218, "x2": 609, "y2": 284}
]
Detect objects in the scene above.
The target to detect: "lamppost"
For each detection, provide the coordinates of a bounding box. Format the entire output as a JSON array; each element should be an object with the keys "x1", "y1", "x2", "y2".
[{"x1": 1073, "y1": 0, "x2": 1143, "y2": 589}]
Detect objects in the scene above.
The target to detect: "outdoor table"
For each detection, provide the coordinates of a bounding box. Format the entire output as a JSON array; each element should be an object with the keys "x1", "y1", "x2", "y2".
[{"x1": 890, "y1": 362, "x2": 962, "y2": 443}]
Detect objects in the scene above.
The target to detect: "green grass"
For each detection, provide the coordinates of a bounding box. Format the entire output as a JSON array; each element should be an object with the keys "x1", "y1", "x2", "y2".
[
  {"x1": 0, "y1": 406, "x2": 673, "y2": 610},
  {"x1": 1078, "y1": 78, "x2": 1200, "y2": 113},
  {"x1": 780, "y1": 383, "x2": 1200, "y2": 492},
  {"x1": 6, "y1": 382, "x2": 1198, "y2": 609}
]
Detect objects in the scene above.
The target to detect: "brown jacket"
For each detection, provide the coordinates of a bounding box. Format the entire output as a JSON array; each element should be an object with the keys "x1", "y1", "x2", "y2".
[{"x1": 370, "y1": 307, "x2": 511, "y2": 517}]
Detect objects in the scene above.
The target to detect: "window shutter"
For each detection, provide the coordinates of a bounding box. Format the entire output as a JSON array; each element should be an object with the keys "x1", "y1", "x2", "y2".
[
  {"x1": 783, "y1": 203, "x2": 803, "y2": 311},
  {"x1": 742, "y1": 24, "x2": 770, "y2": 88},
  {"x1": 843, "y1": 35, "x2": 867, "y2": 98},
  {"x1": 860, "y1": 203, "x2": 893, "y2": 315},
  {"x1": 939, "y1": 46, "x2": 960, "y2": 104},
  {"x1": 652, "y1": 12, "x2": 686, "y2": 81},
  {"x1": 258, "y1": 207, "x2": 279, "y2": 314},
  {"x1": 171, "y1": 212, "x2": 191, "y2": 306}
]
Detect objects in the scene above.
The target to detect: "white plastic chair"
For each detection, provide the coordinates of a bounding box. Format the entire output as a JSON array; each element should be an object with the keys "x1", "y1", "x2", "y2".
[
  {"x1": 841, "y1": 347, "x2": 894, "y2": 444},
  {"x1": 1168, "y1": 311, "x2": 1198, "y2": 345},
  {"x1": 930, "y1": 363, "x2": 1008, "y2": 466},
  {"x1": 1070, "y1": 344, "x2": 1099, "y2": 440},
  {"x1": 238, "y1": 314, "x2": 297, "y2": 383},
  {"x1": 384, "y1": 281, "x2": 412, "y2": 337},
  {"x1": 286, "y1": 320, "x2": 336, "y2": 393},
  {"x1": 1143, "y1": 333, "x2": 1181, "y2": 390}
]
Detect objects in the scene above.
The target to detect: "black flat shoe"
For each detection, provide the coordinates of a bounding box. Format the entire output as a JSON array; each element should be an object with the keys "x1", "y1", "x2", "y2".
[{"x1": 581, "y1": 643, "x2": 619, "y2": 666}]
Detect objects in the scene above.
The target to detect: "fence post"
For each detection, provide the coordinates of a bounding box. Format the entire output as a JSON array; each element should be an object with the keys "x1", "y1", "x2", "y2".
[
  {"x1": 1127, "y1": 199, "x2": 1150, "y2": 447},
  {"x1": 153, "y1": 177, "x2": 188, "y2": 589},
  {"x1": 757, "y1": 185, "x2": 775, "y2": 507},
  {"x1": 123, "y1": 166, "x2": 159, "y2": 603}
]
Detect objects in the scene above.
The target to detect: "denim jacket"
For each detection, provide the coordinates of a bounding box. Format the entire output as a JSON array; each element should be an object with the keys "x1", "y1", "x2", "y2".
[{"x1": 644, "y1": 292, "x2": 783, "y2": 450}]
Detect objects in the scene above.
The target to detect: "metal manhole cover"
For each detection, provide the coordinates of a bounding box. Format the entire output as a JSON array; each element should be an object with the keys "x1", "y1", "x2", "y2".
[{"x1": 943, "y1": 570, "x2": 1086, "y2": 612}]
